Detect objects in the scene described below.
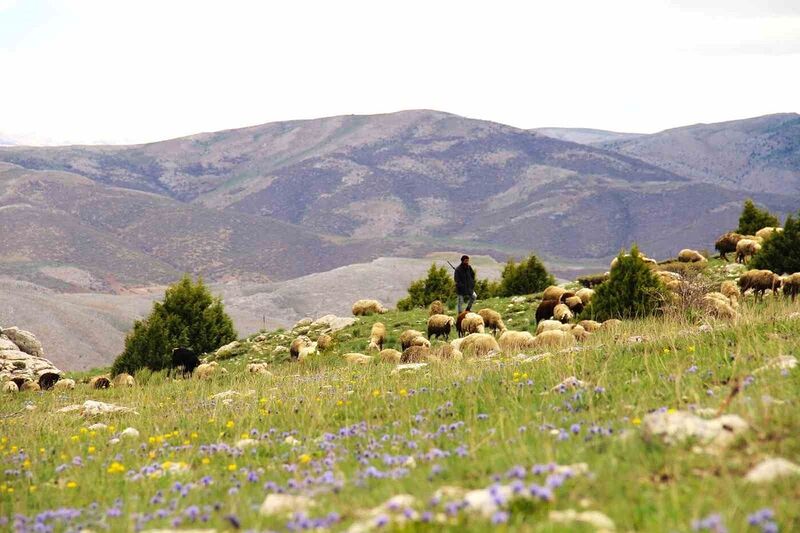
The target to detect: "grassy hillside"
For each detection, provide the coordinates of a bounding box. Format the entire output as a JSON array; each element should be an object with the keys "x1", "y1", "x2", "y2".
[{"x1": 2, "y1": 261, "x2": 800, "y2": 532}]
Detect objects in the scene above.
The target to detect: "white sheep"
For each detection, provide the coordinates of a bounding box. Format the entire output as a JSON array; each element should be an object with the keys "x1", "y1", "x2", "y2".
[
  {"x1": 678, "y1": 249, "x2": 707, "y2": 263},
  {"x1": 461, "y1": 312, "x2": 485, "y2": 335},
  {"x1": 351, "y1": 299, "x2": 388, "y2": 316},
  {"x1": 553, "y1": 304, "x2": 573, "y2": 323},
  {"x1": 367, "y1": 322, "x2": 386, "y2": 351},
  {"x1": 735, "y1": 239, "x2": 761, "y2": 264}
]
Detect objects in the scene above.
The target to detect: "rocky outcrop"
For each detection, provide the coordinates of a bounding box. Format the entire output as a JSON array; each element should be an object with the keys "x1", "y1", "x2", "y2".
[{"x1": 0, "y1": 326, "x2": 62, "y2": 389}]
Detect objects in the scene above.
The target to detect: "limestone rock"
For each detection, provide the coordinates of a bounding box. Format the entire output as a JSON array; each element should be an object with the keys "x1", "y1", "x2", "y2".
[
  {"x1": 259, "y1": 494, "x2": 313, "y2": 516},
  {"x1": 79, "y1": 400, "x2": 138, "y2": 417},
  {"x1": 312, "y1": 314, "x2": 357, "y2": 333},
  {"x1": 0, "y1": 347, "x2": 62, "y2": 388},
  {"x1": 550, "y1": 509, "x2": 616, "y2": 531},
  {"x1": 641, "y1": 410, "x2": 748, "y2": 451},
  {"x1": 744, "y1": 458, "x2": 800, "y2": 483},
  {"x1": 754, "y1": 355, "x2": 797, "y2": 374},
  {"x1": 214, "y1": 341, "x2": 241, "y2": 360},
  {"x1": 1, "y1": 327, "x2": 43, "y2": 357}
]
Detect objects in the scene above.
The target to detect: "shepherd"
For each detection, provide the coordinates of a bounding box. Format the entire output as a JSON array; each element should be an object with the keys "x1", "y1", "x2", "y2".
[{"x1": 452, "y1": 255, "x2": 477, "y2": 313}]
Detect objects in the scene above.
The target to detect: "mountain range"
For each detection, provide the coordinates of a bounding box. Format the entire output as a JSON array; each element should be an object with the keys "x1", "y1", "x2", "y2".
[{"x1": 0, "y1": 109, "x2": 798, "y2": 368}]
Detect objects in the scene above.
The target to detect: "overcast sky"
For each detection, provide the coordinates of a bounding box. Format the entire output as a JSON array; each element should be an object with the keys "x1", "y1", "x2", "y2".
[{"x1": 1, "y1": 0, "x2": 798, "y2": 145}]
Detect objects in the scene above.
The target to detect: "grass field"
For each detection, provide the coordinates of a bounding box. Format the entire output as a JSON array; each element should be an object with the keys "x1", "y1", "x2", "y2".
[{"x1": 2, "y1": 261, "x2": 800, "y2": 532}]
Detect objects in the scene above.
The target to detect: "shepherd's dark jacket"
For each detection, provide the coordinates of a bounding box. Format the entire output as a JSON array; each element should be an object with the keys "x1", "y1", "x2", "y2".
[{"x1": 454, "y1": 263, "x2": 476, "y2": 296}]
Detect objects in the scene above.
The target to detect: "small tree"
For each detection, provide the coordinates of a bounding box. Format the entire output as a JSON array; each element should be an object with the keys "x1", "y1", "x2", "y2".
[
  {"x1": 112, "y1": 276, "x2": 236, "y2": 375},
  {"x1": 397, "y1": 264, "x2": 456, "y2": 310},
  {"x1": 587, "y1": 245, "x2": 666, "y2": 321},
  {"x1": 497, "y1": 254, "x2": 554, "y2": 297},
  {"x1": 736, "y1": 199, "x2": 779, "y2": 236},
  {"x1": 750, "y1": 211, "x2": 800, "y2": 274}
]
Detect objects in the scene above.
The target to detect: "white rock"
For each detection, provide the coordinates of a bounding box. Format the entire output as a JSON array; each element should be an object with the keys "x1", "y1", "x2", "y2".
[
  {"x1": 744, "y1": 458, "x2": 800, "y2": 483},
  {"x1": 312, "y1": 314, "x2": 357, "y2": 332},
  {"x1": 235, "y1": 438, "x2": 258, "y2": 449},
  {"x1": 463, "y1": 485, "x2": 512, "y2": 517},
  {"x1": 108, "y1": 438, "x2": 121, "y2": 445},
  {"x1": 550, "y1": 509, "x2": 616, "y2": 531},
  {"x1": 1, "y1": 327, "x2": 43, "y2": 357},
  {"x1": 259, "y1": 494, "x2": 313, "y2": 516},
  {"x1": 510, "y1": 296, "x2": 526, "y2": 304},
  {"x1": 0, "y1": 338, "x2": 19, "y2": 351},
  {"x1": 79, "y1": 400, "x2": 138, "y2": 417},
  {"x1": 87, "y1": 423, "x2": 108, "y2": 431},
  {"x1": 641, "y1": 410, "x2": 748, "y2": 451},
  {"x1": 214, "y1": 341, "x2": 241, "y2": 359},
  {"x1": 390, "y1": 363, "x2": 428, "y2": 375},
  {"x1": 121, "y1": 427, "x2": 140, "y2": 439},
  {"x1": 284, "y1": 436, "x2": 301, "y2": 446},
  {"x1": 210, "y1": 390, "x2": 240, "y2": 400},
  {"x1": 754, "y1": 355, "x2": 797, "y2": 374}
]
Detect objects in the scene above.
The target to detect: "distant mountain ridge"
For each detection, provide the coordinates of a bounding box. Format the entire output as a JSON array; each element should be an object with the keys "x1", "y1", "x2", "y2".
[
  {"x1": 0, "y1": 110, "x2": 798, "y2": 292},
  {"x1": 597, "y1": 113, "x2": 800, "y2": 195}
]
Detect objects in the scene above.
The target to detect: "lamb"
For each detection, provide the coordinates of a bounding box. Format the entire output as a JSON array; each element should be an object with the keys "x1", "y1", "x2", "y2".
[
  {"x1": 113, "y1": 373, "x2": 136, "y2": 388},
  {"x1": 427, "y1": 314, "x2": 455, "y2": 341},
  {"x1": 37, "y1": 372, "x2": 60, "y2": 390},
  {"x1": 534, "y1": 300, "x2": 560, "y2": 323},
  {"x1": 738, "y1": 269, "x2": 782, "y2": 300},
  {"x1": 457, "y1": 333, "x2": 500, "y2": 356},
  {"x1": 611, "y1": 254, "x2": 657, "y2": 269},
  {"x1": 720, "y1": 280, "x2": 741, "y2": 303},
  {"x1": 532, "y1": 330, "x2": 576, "y2": 349},
  {"x1": 171, "y1": 347, "x2": 199, "y2": 376},
  {"x1": 578, "y1": 320, "x2": 602, "y2": 333},
  {"x1": 536, "y1": 320, "x2": 571, "y2": 334},
  {"x1": 89, "y1": 375, "x2": 112, "y2": 389},
  {"x1": 343, "y1": 353, "x2": 373, "y2": 364},
  {"x1": 755, "y1": 227, "x2": 783, "y2": 240},
  {"x1": 247, "y1": 363, "x2": 272, "y2": 375},
  {"x1": 542, "y1": 286, "x2": 567, "y2": 302},
  {"x1": 367, "y1": 322, "x2": 387, "y2": 351},
  {"x1": 195, "y1": 361, "x2": 227, "y2": 379},
  {"x1": 3, "y1": 381, "x2": 18, "y2": 393},
  {"x1": 316, "y1": 334, "x2": 333, "y2": 351},
  {"x1": 735, "y1": 239, "x2": 762, "y2": 264},
  {"x1": 477, "y1": 308, "x2": 506, "y2": 335},
  {"x1": 430, "y1": 344, "x2": 463, "y2": 361},
  {"x1": 53, "y1": 378, "x2": 76, "y2": 391},
  {"x1": 575, "y1": 288, "x2": 595, "y2": 305},
  {"x1": 678, "y1": 249, "x2": 707, "y2": 263},
  {"x1": 569, "y1": 324, "x2": 590, "y2": 342},
  {"x1": 781, "y1": 273, "x2": 800, "y2": 301},
  {"x1": 379, "y1": 349, "x2": 402, "y2": 363},
  {"x1": 399, "y1": 329, "x2": 429, "y2": 351},
  {"x1": 601, "y1": 319, "x2": 622, "y2": 330},
  {"x1": 715, "y1": 232, "x2": 743, "y2": 262},
  {"x1": 460, "y1": 312, "x2": 485, "y2": 335},
  {"x1": 553, "y1": 304, "x2": 573, "y2": 323},
  {"x1": 498, "y1": 330, "x2": 536, "y2": 351},
  {"x1": 428, "y1": 300, "x2": 445, "y2": 316},
  {"x1": 401, "y1": 345, "x2": 431, "y2": 363},
  {"x1": 290, "y1": 335, "x2": 317, "y2": 360},
  {"x1": 351, "y1": 299, "x2": 388, "y2": 316},
  {"x1": 702, "y1": 293, "x2": 738, "y2": 320}
]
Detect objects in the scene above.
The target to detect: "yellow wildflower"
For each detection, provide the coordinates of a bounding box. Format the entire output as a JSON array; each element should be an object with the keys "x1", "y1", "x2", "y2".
[
  {"x1": 298, "y1": 454, "x2": 311, "y2": 464},
  {"x1": 227, "y1": 463, "x2": 237, "y2": 471},
  {"x1": 66, "y1": 481, "x2": 78, "y2": 489},
  {"x1": 107, "y1": 462, "x2": 126, "y2": 474}
]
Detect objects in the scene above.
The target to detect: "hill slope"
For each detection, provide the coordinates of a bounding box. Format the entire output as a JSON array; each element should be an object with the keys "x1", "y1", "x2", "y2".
[{"x1": 598, "y1": 113, "x2": 800, "y2": 195}]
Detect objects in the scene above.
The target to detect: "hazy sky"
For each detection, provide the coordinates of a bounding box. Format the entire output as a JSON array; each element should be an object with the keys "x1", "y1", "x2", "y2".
[{"x1": 1, "y1": 0, "x2": 798, "y2": 145}]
